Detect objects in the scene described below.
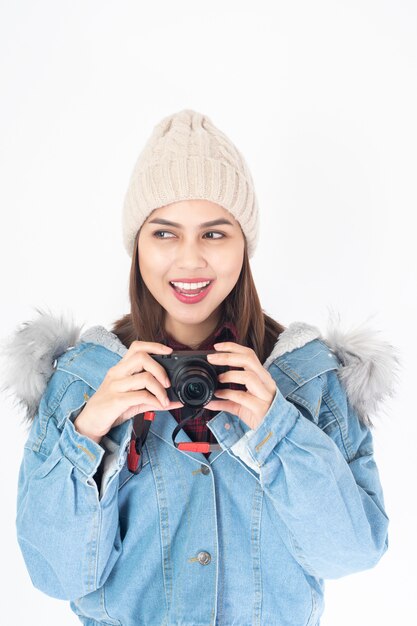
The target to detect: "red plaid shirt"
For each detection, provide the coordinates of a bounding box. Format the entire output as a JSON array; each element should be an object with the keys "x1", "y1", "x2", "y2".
[{"x1": 156, "y1": 321, "x2": 240, "y2": 459}]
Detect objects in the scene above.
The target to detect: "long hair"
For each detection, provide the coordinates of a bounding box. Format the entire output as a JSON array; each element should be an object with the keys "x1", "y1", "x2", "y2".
[{"x1": 110, "y1": 229, "x2": 286, "y2": 364}]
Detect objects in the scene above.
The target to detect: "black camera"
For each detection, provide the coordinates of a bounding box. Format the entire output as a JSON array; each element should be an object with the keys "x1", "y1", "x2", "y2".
[{"x1": 151, "y1": 349, "x2": 245, "y2": 409}]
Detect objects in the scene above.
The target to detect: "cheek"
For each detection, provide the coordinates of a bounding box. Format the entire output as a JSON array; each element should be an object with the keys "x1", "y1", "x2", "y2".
[
  {"x1": 138, "y1": 243, "x2": 168, "y2": 274},
  {"x1": 213, "y1": 248, "x2": 243, "y2": 276}
]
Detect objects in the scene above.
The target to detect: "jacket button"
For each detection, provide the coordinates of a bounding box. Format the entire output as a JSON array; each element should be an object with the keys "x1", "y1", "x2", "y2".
[
  {"x1": 200, "y1": 465, "x2": 210, "y2": 475},
  {"x1": 197, "y1": 551, "x2": 211, "y2": 565}
]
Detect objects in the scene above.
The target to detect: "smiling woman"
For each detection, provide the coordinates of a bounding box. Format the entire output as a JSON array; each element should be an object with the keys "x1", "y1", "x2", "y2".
[
  {"x1": 112, "y1": 109, "x2": 284, "y2": 364},
  {"x1": 10, "y1": 109, "x2": 393, "y2": 626},
  {"x1": 111, "y1": 195, "x2": 284, "y2": 361}
]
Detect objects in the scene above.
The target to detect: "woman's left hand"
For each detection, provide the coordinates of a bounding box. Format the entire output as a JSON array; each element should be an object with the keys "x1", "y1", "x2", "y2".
[{"x1": 204, "y1": 342, "x2": 278, "y2": 431}]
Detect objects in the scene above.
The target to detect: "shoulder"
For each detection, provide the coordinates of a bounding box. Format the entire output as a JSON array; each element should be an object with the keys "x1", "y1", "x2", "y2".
[
  {"x1": 28, "y1": 367, "x2": 94, "y2": 455},
  {"x1": 265, "y1": 316, "x2": 401, "y2": 429},
  {"x1": 42, "y1": 340, "x2": 121, "y2": 422},
  {"x1": 1, "y1": 308, "x2": 126, "y2": 423}
]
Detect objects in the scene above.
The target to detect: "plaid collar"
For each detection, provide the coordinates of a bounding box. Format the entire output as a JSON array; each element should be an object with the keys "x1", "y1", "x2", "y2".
[{"x1": 157, "y1": 320, "x2": 240, "y2": 350}]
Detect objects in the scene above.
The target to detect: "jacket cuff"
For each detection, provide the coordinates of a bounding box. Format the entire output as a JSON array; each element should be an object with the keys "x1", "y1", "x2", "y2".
[
  {"x1": 59, "y1": 398, "x2": 132, "y2": 476},
  {"x1": 244, "y1": 387, "x2": 300, "y2": 469},
  {"x1": 230, "y1": 431, "x2": 261, "y2": 473},
  {"x1": 59, "y1": 416, "x2": 105, "y2": 477}
]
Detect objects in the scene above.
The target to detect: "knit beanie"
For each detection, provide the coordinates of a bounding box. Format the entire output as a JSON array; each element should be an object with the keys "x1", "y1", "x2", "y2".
[{"x1": 121, "y1": 109, "x2": 260, "y2": 259}]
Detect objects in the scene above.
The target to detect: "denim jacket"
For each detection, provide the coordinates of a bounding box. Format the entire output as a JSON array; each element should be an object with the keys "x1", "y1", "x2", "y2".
[{"x1": 4, "y1": 311, "x2": 400, "y2": 626}]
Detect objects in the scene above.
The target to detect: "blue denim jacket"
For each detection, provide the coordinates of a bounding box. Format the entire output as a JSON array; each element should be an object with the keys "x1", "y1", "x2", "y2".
[{"x1": 8, "y1": 313, "x2": 399, "y2": 626}]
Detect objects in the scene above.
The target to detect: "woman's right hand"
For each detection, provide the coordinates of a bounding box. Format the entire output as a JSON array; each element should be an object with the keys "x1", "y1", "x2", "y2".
[{"x1": 73, "y1": 341, "x2": 184, "y2": 443}]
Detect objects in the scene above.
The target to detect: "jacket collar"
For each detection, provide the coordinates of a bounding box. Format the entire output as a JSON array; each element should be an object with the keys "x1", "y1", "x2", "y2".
[{"x1": 0, "y1": 308, "x2": 400, "y2": 427}]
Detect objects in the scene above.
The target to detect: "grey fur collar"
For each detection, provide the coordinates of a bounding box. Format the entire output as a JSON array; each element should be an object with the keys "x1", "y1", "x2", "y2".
[{"x1": 0, "y1": 307, "x2": 400, "y2": 428}]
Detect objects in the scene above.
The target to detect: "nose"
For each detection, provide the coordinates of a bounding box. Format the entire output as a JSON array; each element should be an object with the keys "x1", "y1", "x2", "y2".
[{"x1": 176, "y1": 241, "x2": 209, "y2": 269}]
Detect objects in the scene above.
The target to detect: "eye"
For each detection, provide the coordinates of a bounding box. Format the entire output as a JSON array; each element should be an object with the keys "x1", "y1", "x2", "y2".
[
  {"x1": 153, "y1": 230, "x2": 174, "y2": 239},
  {"x1": 204, "y1": 231, "x2": 225, "y2": 239},
  {"x1": 152, "y1": 230, "x2": 225, "y2": 240}
]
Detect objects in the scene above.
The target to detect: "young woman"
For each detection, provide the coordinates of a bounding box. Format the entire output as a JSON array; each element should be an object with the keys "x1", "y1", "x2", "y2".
[{"x1": 5, "y1": 110, "x2": 399, "y2": 625}]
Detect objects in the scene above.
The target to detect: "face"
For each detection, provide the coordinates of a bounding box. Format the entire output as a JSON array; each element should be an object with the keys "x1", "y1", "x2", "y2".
[{"x1": 137, "y1": 199, "x2": 245, "y2": 348}]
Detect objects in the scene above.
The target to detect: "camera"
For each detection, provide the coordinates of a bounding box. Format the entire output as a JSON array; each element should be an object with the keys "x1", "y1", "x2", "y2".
[{"x1": 151, "y1": 349, "x2": 245, "y2": 409}]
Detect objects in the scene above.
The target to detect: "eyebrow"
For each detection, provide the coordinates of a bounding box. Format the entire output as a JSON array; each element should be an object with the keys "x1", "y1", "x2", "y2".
[{"x1": 147, "y1": 218, "x2": 234, "y2": 228}]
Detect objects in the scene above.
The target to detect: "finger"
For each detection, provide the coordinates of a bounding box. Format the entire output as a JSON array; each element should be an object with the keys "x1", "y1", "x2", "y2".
[
  {"x1": 212, "y1": 341, "x2": 251, "y2": 353},
  {"x1": 123, "y1": 390, "x2": 183, "y2": 411},
  {"x1": 117, "y1": 351, "x2": 171, "y2": 389},
  {"x1": 208, "y1": 351, "x2": 273, "y2": 388},
  {"x1": 116, "y1": 371, "x2": 171, "y2": 408},
  {"x1": 218, "y1": 370, "x2": 276, "y2": 401},
  {"x1": 147, "y1": 397, "x2": 184, "y2": 412},
  {"x1": 206, "y1": 394, "x2": 258, "y2": 426},
  {"x1": 126, "y1": 340, "x2": 173, "y2": 356},
  {"x1": 213, "y1": 388, "x2": 265, "y2": 415},
  {"x1": 204, "y1": 398, "x2": 237, "y2": 412},
  {"x1": 122, "y1": 389, "x2": 168, "y2": 411}
]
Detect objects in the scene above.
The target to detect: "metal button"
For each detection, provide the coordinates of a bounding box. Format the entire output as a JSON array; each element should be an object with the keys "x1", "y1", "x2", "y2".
[
  {"x1": 200, "y1": 464, "x2": 210, "y2": 475},
  {"x1": 197, "y1": 551, "x2": 211, "y2": 565},
  {"x1": 224, "y1": 422, "x2": 230, "y2": 430},
  {"x1": 52, "y1": 359, "x2": 57, "y2": 369}
]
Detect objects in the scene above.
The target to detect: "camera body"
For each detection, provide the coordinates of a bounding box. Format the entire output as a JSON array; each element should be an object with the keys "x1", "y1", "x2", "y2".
[{"x1": 151, "y1": 349, "x2": 245, "y2": 409}]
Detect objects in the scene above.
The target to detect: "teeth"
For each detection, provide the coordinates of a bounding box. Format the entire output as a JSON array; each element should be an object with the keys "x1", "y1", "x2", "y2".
[{"x1": 170, "y1": 280, "x2": 211, "y2": 290}]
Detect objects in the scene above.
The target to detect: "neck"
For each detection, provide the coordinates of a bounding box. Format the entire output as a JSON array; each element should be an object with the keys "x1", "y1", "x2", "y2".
[{"x1": 164, "y1": 311, "x2": 221, "y2": 349}]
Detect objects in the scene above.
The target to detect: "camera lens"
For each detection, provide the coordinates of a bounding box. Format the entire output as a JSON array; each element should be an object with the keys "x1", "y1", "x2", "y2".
[
  {"x1": 180, "y1": 372, "x2": 213, "y2": 406},
  {"x1": 186, "y1": 381, "x2": 205, "y2": 399},
  {"x1": 174, "y1": 361, "x2": 216, "y2": 407}
]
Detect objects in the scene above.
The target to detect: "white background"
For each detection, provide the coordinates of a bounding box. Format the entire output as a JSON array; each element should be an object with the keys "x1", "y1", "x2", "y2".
[{"x1": 1, "y1": 1, "x2": 416, "y2": 624}]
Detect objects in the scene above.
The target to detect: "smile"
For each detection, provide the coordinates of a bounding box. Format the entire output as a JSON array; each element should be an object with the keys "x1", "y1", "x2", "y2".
[{"x1": 169, "y1": 280, "x2": 215, "y2": 304}]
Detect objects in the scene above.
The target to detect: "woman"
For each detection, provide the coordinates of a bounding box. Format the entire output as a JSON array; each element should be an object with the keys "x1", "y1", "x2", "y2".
[{"x1": 5, "y1": 109, "x2": 399, "y2": 625}]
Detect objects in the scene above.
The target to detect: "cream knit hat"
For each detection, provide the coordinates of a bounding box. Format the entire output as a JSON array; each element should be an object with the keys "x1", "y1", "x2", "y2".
[{"x1": 121, "y1": 109, "x2": 260, "y2": 258}]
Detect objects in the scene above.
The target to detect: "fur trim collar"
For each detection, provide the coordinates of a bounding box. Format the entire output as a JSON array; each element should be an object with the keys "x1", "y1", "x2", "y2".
[{"x1": 0, "y1": 307, "x2": 400, "y2": 428}]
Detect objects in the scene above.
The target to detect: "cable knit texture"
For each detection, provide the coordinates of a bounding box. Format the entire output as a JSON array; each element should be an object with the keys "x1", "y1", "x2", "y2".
[{"x1": 121, "y1": 109, "x2": 260, "y2": 258}]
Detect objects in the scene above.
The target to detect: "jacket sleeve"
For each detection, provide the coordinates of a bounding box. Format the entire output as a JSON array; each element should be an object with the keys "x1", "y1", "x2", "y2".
[
  {"x1": 239, "y1": 368, "x2": 389, "y2": 580},
  {"x1": 16, "y1": 374, "x2": 132, "y2": 601}
]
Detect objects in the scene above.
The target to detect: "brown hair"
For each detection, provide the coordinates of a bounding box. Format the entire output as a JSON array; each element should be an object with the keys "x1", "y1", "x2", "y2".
[{"x1": 110, "y1": 230, "x2": 286, "y2": 364}]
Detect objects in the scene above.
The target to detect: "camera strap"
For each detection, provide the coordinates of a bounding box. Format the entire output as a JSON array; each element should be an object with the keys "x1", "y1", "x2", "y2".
[
  {"x1": 127, "y1": 411, "x2": 154, "y2": 474},
  {"x1": 127, "y1": 406, "x2": 222, "y2": 474},
  {"x1": 171, "y1": 406, "x2": 222, "y2": 454}
]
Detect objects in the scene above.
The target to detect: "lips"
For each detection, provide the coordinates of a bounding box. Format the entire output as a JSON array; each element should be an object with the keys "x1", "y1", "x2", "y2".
[
  {"x1": 169, "y1": 280, "x2": 215, "y2": 304},
  {"x1": 170, "y1": 282, "x2": 211, "y2": 295}
]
